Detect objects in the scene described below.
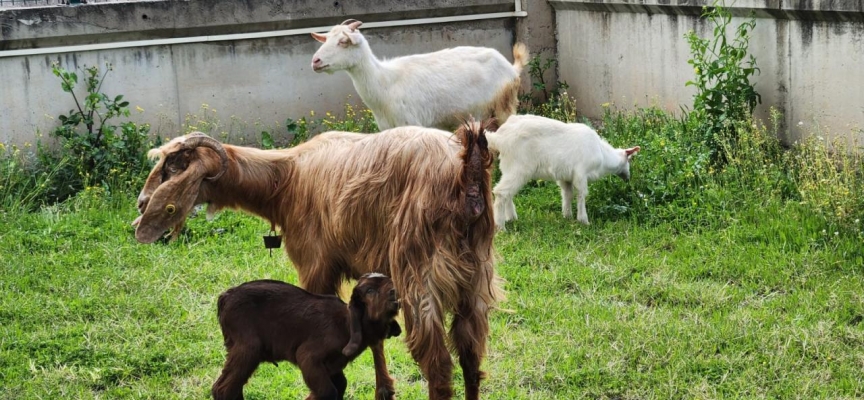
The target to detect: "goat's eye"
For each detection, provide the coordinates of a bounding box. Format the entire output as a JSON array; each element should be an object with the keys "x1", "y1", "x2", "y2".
[
  {"x1": 365, "y1": 287, "x2": 377, "y2": 296},
  {"x1": 165, "y1": 204, "x2": 177, "y2": 215},
  {"x1": 338, "y1": 38, "x2": 349, "y2": 47}
]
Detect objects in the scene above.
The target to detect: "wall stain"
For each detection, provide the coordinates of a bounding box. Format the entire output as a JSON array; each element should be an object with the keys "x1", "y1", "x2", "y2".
[
  {"x1": 23, "y1": 58, "x2": 31, "y2": 80},
  {"x1": 799, "y1": 19, "x2": 814, "y2": 50}
]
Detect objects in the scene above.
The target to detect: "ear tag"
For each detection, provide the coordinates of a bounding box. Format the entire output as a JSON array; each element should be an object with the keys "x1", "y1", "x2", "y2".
[{"x1": 263, "y1": 229, "x2": 281, "y2": 257}]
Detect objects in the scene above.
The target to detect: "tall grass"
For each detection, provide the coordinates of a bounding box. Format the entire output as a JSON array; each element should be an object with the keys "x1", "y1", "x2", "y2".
[{"x1": 0, "y1": 144, "x2": 70, "y2": 212}]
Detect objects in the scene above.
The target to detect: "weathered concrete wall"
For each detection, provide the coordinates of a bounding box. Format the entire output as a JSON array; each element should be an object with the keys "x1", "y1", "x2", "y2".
[
  {"x1": 550, "y1": 0, "x2": 864, "y2": 144},
  {"x1": 516, "y1": 0, "x2": 557, "y2": 101},
  {"x1": 0, "y1": 0, "x2": 543, "y2": 146}
]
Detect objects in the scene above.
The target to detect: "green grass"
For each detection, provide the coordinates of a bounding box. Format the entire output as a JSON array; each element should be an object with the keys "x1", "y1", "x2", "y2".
[{"x1": 1, "y1": 177, "x2": 863, "y2": 399}]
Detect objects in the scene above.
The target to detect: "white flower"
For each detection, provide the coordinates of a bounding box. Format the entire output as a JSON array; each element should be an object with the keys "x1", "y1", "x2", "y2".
[{"x1": 797, "y1": 121, "x2": 804, "y2": 127}]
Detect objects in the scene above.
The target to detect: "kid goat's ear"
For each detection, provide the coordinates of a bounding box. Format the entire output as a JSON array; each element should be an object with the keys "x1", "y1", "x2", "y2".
[
  {"x1": 625, "y1": 146, "x2": 641, "y2": 158},
  {"x1": 342, "y1": 291, "x2": 364, "y2": 357}
]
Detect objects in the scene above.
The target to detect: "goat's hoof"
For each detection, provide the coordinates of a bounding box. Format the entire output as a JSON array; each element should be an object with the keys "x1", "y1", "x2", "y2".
[{"x1": 375, "y1": 387, "x2": 396, "y2": 400}]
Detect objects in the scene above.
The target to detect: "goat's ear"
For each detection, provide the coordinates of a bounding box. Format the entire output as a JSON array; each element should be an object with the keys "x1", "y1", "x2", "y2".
[
  {"x1": 134, "y1": 161, "x2": 208, "y2": 244},
  {"x1": 311, "y1": 32, "x2": 327, "y2": 43},
  {"x1": 342, "y1": 31, "x2": 363, "y2": 45},
  {"x1": 625, "y1": 146, "x2": 641, "y2": 159},
  {"x1": 342, "y1": 292, "x2": 364, "y2": 357},
  {"x1": 483, "y1": 117, "x2": 499, "y2": 133},
  {"x1": 387, "y1": 320, "x2": 402, "y2": 338}
]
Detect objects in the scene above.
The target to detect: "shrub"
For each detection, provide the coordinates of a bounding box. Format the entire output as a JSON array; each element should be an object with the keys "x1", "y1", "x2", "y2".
[
  {"x1": 685, "y1": 1, "x2": 761, "y2": 161},
  {"x1": 519, "y1": 56, "x2": 577, "y2": 122},
  {"x1": 47, "y1": 62, "x2": 151, "y2": 195}
]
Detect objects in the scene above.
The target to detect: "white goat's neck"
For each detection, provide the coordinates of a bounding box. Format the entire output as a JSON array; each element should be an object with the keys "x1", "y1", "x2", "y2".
[
  {"x1": 344, "y1": 43, "x2": 392, "y2": 121},
  {"x1": 597, "y1": 140, "x2": 624, "y2": 174}
]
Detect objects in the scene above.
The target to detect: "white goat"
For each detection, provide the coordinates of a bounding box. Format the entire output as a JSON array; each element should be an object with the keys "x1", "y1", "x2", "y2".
[
  {"x1": 487, "y1": 114, "x2": 640, "y2": 228},
  {"x1": 311, "y1": 20, "x2": 528, "y2": 131}
]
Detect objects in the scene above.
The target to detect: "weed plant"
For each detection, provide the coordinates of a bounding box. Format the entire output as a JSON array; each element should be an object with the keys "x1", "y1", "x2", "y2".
[
  {"x1": 45, "y1": 63, "x2": 152, "y2": 198},
  {"x1": 280, "y1": 99, "x2": 378, "y2": 148},
  {"x1": 685, "y1": 1, "x2": 762, "y2": 162}
]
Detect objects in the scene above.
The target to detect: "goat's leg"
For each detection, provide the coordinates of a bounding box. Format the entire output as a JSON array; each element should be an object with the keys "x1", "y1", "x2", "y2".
[
  {"x1": 330, "y1": 372, "x2": 348, "y2": 400},
  {"x1": 505, "y1": 195, "x2": 518, "y2": 222},
  {"x1": 299, "y1": 360, "x2": 340, "y2": 400},
  {"x1": 402, "y1": 296, "x2": 454, "y2": 399},
  {"x1": 211, "y1": 350, "x2": 260, "y2": 400},
  {"x1": 450, "y1": 295, "x2": 490, "y2": 400},
  {"x1": 492, "y1": 173, "x2": 528, "y2": 229},
  {"x1": 575, "y1": 178, "x2": 589, "y2": 224},
  {"x1": 557, "y1": 180, "x2": 574, "y2": 219},
  {"x1": 370, "y1": 342, "x2": 396, "y2": 400}
]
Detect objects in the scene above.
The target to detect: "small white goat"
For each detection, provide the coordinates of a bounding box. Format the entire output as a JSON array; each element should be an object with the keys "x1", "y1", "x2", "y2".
[
  {"x1": 311, "y1": 20, "x2": 528, "y2": 130},
  {"x1": 487, "y1": 114, "x2": 640, "y2": 228}
]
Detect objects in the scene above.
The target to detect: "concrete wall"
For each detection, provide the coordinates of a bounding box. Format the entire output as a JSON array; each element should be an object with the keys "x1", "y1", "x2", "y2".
[
  {"x1": 0, "y1": 0, "x2": 546, "y2": 146},
  {"x1": 550, "y1": 0, "x2": 864, "y2": 144}
]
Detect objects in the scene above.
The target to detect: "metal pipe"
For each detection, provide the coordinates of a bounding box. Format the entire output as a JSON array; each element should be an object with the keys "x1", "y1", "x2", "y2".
[{"x1": 0, "y1": 6, "x2": 528, "y2": 58}]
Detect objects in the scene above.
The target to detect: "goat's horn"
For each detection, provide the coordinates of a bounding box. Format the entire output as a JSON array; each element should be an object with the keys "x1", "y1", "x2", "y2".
[
  {"x1": 182, "y1": 133, "x2": 229, "y2": 181},
  {"x1": 340, "y1": 19, "x2": 362, "y2": 31}
]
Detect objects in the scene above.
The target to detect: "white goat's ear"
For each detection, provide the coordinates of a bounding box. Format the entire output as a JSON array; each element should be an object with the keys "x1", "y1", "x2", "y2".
[
  {"x1": 311, "y1": 32, "x2": 327, "y2": 43},
  {"x1": 625, "y1": 146, "x2": 640, "y2": 159},
  {"x1": 343, "y1": 31, "x2": 362, "y2": 45}
]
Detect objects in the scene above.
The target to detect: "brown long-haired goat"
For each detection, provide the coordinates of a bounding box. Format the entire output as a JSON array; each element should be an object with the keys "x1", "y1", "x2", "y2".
[
  {"x1": 133, "y1": 121, "x2": 499, "y2": 400},
  {"x1": 212, "y1": 273, "x2": 401, "y2": 400}
]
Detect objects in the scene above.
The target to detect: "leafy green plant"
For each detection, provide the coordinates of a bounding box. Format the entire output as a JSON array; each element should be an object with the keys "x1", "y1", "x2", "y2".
[
  {"x1": 285, "y1": 117, "x2": 311, "y2": 148},
  {"x1": 49, "y1": 62, "x2": 151, "y2": 192},
  {"x1": 523, "y1": 56, "x2": 569, "y2": 104},
  {"x1": 519, "y1": 56, "x2": 577, "y2": 122},
  {"x1": 685, "y1": 1, "x2": 761, "y2": 158}
]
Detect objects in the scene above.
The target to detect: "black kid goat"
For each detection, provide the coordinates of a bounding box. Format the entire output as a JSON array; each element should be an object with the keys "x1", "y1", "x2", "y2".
[{"x1": 211, "y1": 273, "x2": 401, "y2": 400}]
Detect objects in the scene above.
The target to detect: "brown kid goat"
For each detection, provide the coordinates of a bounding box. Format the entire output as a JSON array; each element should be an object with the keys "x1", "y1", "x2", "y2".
[
  {"x1": 133, "y1": 121, "x2": 500, "y2": 400},
  {"x1": 212, "y1": 273, "x2": 401, "y2": 400}
]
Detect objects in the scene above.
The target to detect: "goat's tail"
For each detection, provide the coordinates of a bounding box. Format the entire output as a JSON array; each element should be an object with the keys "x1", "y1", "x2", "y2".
[
  {"x1": 488, "y1": 43, "x2": 529, "y2": 125},
  {"x1": 512, "y1": 43, "x2": 529, "y2": 76},
  {"x1": 216, "y1": 289, "x2": 232, "y2": 319},
  {"x1": 454, "y1": 119, "x2": 505, "y2": 311},
  {"x1": 456, "y1": 119, "x2": 495, "y2": 224}
]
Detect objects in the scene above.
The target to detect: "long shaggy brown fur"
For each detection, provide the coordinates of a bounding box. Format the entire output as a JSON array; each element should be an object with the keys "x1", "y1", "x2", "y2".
[{"x1": 135, "y1": 122, "x2": 501, "y2": 400}]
